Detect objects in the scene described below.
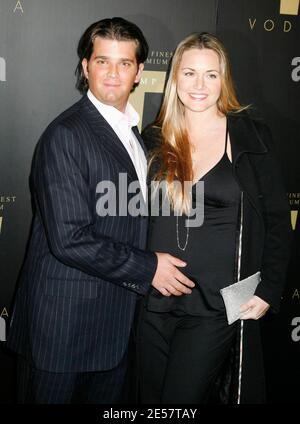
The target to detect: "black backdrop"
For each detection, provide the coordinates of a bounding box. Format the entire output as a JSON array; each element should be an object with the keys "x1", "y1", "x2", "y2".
[{"x1": 0, "y1": 0, "x2": 299, "y2": 405}]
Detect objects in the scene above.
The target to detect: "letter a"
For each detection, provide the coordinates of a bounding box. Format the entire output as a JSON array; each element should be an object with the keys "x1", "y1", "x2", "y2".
[{"x1": 14, "y1": 1, "x2": 24, "y2": 13}]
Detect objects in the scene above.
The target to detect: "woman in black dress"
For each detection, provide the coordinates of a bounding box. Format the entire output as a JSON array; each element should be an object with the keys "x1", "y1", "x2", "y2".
[{"x1": 138, "y1": 32, "x2": 292, "y2": 403}]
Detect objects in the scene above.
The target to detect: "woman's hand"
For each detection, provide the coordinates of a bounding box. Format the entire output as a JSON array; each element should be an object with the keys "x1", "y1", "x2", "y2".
[{"x1": 240, "y1": 295, "x2": 270, "y2": 320}]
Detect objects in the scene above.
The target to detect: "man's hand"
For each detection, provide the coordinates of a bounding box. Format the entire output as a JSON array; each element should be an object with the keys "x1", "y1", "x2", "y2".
[
  {"x1": 151, "y1": 252, "x2": 195, "y2": 296},
  {"x1": 240, "y1": 295, "x2": 270, "y2": 320}
]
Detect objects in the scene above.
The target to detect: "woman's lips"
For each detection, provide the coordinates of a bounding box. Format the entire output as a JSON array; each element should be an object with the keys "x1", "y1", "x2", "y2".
[{"x1": 189, "y1": 93, "x2": 208, "y2": 100}]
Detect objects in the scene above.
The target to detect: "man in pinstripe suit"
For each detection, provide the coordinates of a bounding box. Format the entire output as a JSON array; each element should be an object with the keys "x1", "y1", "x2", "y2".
[{"x1": 7, "y1": 17, "x2": 195, "y2": 404}]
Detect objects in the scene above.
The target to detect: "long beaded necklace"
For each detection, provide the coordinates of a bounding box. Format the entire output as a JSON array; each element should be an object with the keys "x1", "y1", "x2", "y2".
[
  {"x1": 175, "y1": 149, "x2": 198, "y2": 251},
  {"x1": 176, "y1": 214, "x2": 190, "y2": 251}
]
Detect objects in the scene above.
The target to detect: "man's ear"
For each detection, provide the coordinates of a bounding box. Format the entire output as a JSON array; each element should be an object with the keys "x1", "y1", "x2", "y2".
[
  {"x1": 82, "y1": 58, "x2": 89, "y2": 80},
  {"x1": 134, "y1": 63, "x2": 144, "y2": 84}
]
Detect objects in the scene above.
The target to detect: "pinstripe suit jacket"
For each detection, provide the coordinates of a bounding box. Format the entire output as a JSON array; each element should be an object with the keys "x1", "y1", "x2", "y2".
[{"x1": 8, "y1": 95, "x2": 157, "y2": 372}]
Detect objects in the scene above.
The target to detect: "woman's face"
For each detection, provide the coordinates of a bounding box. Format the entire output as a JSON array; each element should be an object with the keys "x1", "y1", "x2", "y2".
[{"x1": 176, "y1": 48, "x2": 222, "y2": 115}]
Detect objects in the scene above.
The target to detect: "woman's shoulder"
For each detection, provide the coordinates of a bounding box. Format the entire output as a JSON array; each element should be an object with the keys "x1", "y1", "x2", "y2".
[
  {"x1": 228, "y1": 110, "x2": 274, "y2": 150},
  {"x1": 228, "y1": 109, "x2": 269, "y2": 130}
]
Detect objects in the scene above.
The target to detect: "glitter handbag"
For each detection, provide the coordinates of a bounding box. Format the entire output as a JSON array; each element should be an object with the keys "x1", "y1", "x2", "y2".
[{"x1": 220, "y1": 271, "x2": 261, "y2": 325}]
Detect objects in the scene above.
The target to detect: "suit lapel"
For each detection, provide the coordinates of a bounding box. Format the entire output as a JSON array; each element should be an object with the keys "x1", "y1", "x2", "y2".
[
  {"x1": 132, "y1": 126, "x2": 148, "y2": 156},
  {"x1": 79, "y1": 95, "x2": 148, "y2": 212},
  {"x1": 228, "y1": 113, "x2": 267, "y2": 219},
  {"x1": 80, "y1": 95, "x2": 138, "y2": 180},
  {"x1": 228, "y1": 113, "x2": 268, "y2": 164}
]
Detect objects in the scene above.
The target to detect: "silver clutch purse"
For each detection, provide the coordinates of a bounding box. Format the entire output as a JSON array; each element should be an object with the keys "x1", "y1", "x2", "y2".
[{"x1": 220, "y1": 271, "x2": 261, "y2": 325}]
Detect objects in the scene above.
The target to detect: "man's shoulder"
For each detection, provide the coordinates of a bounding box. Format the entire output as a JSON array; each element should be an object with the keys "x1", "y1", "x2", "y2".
[
  {"x1": 43, "y1": 96, "x2": 88, "y2": 136},
  {"x1": 33, "y1": 96, "x2": 92, "y2": 158}
]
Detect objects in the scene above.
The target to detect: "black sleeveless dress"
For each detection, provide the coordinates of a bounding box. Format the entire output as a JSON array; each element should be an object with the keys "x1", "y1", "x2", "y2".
[{"x1": 146, "y1": 124, "x2": 241, "y2": 316}]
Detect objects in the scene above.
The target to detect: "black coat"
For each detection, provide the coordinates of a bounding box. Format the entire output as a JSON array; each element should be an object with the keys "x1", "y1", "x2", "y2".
[
  {"x1": 141, "y1": 112, "x2": 292, "y2": 403},
  {"x1": 227, "y1": 113, "x2": 292, "y2": 403}
]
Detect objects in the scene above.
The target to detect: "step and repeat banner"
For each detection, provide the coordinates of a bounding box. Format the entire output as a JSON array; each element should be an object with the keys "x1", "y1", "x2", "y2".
[{"x1": 0, "y1": 0, "x2": 298, "y2": 404}]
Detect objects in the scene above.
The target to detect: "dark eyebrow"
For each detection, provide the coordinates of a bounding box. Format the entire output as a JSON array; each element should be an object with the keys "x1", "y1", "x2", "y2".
[{"x1": 93, "y1": 55, "x2": 135, "y2": 63}]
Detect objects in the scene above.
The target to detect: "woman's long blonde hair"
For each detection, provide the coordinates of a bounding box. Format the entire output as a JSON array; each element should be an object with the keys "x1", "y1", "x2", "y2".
[{"x1": 151, "y1": 32, "x2": 247, "y2": 214}]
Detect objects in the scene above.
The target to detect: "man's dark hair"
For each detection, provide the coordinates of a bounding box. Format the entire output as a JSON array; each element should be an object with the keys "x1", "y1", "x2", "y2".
[{"x1": 75, "y1": 17, "x2": 149, "y2": 93}]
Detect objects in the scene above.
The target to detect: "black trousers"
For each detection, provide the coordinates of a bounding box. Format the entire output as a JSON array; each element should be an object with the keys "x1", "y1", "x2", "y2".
[
  {"x1": 138, "y1": 307, "x2": 237, "y2": 404},
  {"x1": 17, "y1": 352, "x2": 128, "y2": 404}
]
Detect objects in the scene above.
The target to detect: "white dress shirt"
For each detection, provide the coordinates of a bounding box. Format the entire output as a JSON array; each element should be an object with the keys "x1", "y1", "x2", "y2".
[{"x1": 87, "y1": 90, "x2": 147, "y2": 202}]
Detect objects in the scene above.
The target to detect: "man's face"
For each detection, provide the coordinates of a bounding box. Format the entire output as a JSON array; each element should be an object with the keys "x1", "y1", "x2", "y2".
[{"x1": 82, "y1": 37, "x2": 144, "y2": 112}]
